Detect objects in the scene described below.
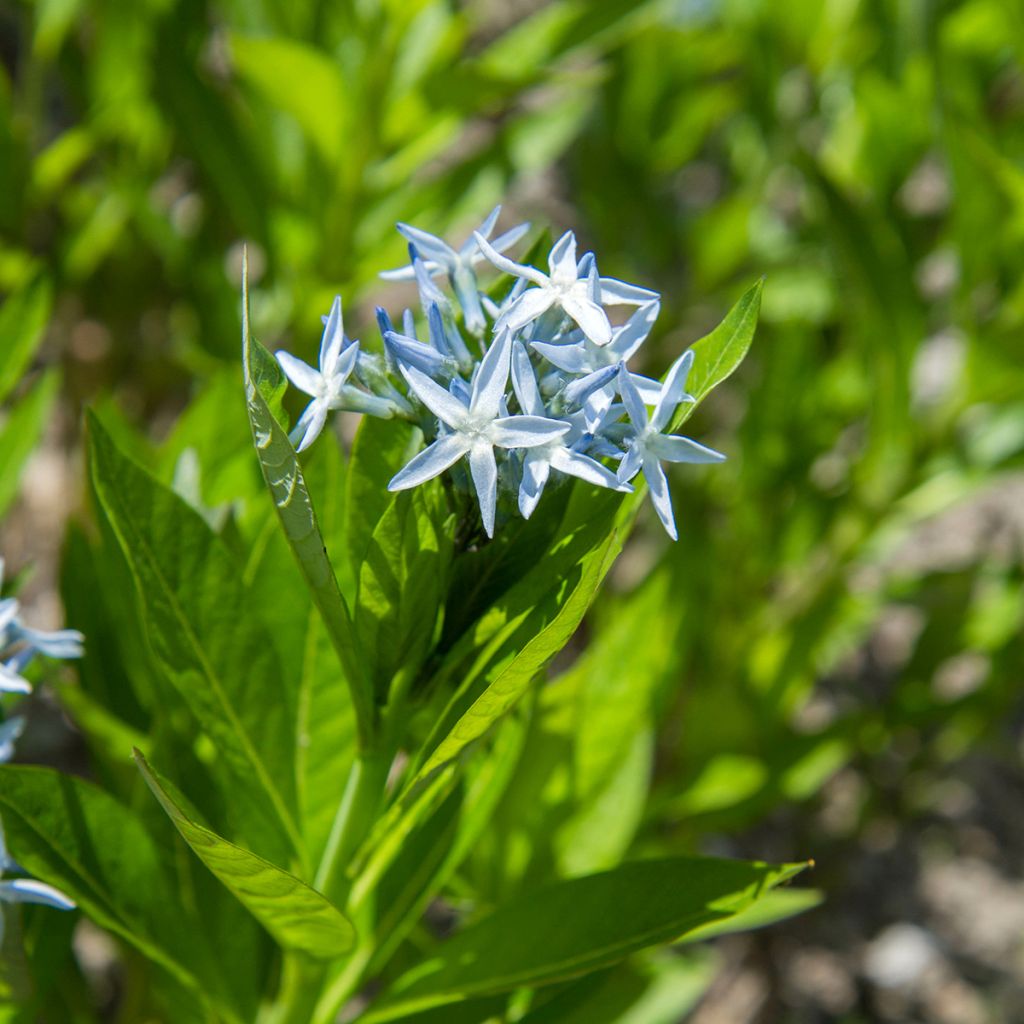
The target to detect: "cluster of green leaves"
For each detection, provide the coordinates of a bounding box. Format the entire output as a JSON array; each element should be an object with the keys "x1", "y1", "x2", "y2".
[
  {"x1": 0, "y1": 274, "x2": 814, "y2": 1021},
  {"x1": 564, "y1": 0, "x2": 1024, "y2": 871}
]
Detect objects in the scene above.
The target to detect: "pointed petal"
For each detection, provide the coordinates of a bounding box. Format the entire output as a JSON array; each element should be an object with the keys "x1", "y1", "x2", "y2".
[
  {"x1": 643, "y1": 456, "x2": 677, "y2": 540},
  {"x1": 548, "y1": 231, "x2": 578, "y2": 284},
  {"x1": 530, "y1": 341, "x2": 592, "y2": 375},
  {"x1": 378, "y1": 264, "x2": 421, "y2": 282},
  {"x1": 460, "y1": 205, "x2": 501, "y2": 256},
  {"x1": 468, "y1": 444, "x2": 498, "y2": 537},
  {"x1": 0, "y1": 879, "x2": 76, "y2": 911},
  {"x1": 452, "y1": 264, "x2": 486, "y2": 335},
  {"x1": 0, "y1": 716, "x2": 25, "y2": 764},
  {"x1": 388, "y1": 434, "x2": 470, "y2": 491},
  {"x1": 319, "y1": 296, "x2": 345, "y2": 372},
  {"x1": 617, "y1": 442, "x2": 644, "y2": 483},
  {"x1": 630, "y1": 374, "x2": 662, "y2": 404},
  {"x1": 561, "y1": 293, "x2": 612, "y2": 346},
  {"x1": 549, "y1": 446, "x2": 625, "y2": 490},
  {"x1": 617, "y1": 364, "x2": 649, "y2": 430},
  {"x1": 276, "y1": 352, "x2": 322, "y2": 397},
  {"x1": 511, "y1": 341, "x2": 545, "y2": 416},
  {"x1": 402, "y1": 365, "x2": 470, "y2": 427},
  {"x1": 490, "y1": 415, "x2": 570, "y2": 448},
  {"x1": 482, "y1": 222, "x2": 531, "y2": 257},
  {"x1": 289, "y1": 400, "x2": 329, "y2": 453},
  {"x1": 599, "y1": 277, "x2": 660, "y2": 305},
  {"x1": 647, "y1": 433, "x2": 726, "y2": 464},
  {"x1": 502, "y1": 288, "x2": 557, "y2": 332},
  {"x1": 0, "y1": 663, "x2": 31, "y2": 695},
  {"x1": 470, "y1": 327, "x2": 513, "y2": 420},
  {"x1": 611, "y1": 300, "x2": 660, "y2": 362},
  {"x1": 15, "y1": 626, "x2": 84, "y2": 659},
  {"x1": 563, "y1": 363, "x2": 620, "y2": 407},
  {"x1": 651, "y1": 349, "x2": 696, "y2": 432},
  {"x1": 518, "y1": 449, "x2": 551, "y2": 519},
  {"x1": 402, "y1": 308, "x2": 418, "y2": 339},
  {"x1": 397, "y1": 223, "x2": 457, "y2": 268},
  {"x1": 385, "y1": 331, "x2": 448, "y2": 377},
  {"x1": 474, "y1": 232, "x2": 548, "y2": 286}
]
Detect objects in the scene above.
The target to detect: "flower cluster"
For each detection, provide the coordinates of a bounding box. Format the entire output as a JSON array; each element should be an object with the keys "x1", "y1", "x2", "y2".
[
  {"x1": 275, "y1": 207, "x2": 726, "y2": 539},
  {"x1": 0, "y1": 558, "x2": 79, "y2": 941}
]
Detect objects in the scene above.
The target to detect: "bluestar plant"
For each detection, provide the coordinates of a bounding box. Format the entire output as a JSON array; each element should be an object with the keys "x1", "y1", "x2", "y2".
[
  {"x1": 0, "y1": 557, "x2": 79, "y2": 943},
  {"x1": 274, "y1": 208, "x2": 726, "y2": 539}
]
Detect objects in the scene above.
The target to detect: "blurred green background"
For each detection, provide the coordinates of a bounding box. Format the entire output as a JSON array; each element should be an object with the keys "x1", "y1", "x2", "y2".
[{"x1": 3, "y1": 0, "x2": 1024, "y2": 1020}]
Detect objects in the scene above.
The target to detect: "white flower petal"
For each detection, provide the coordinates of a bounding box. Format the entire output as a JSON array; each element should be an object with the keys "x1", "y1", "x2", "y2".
[
  {"x1": 617, "y1": 364, "x2": 649, "y2": 431},
  {"x1": 530, "y1": 341, "x2": 592, "y2": 375},
  {"x1": 388, "y1": 434, "x2": 470, "y2": 491},
  {"x1": 470, "y1": 327, "x2": 513, "y2": 420},
  {"x1": 518, "y1": 449, "x2": 551, "y2": 519},
  {"x1": 511, "y1": 341, "x2": 545, "y2": 417},
  {"x1": 643, "y1": 456, "x2": 677, "y2": 540},
  {"x1": 561, "y1": 293, "x2": 612, "y2": 346},
  {"x1": 474, "y1": 233, "x2": 548, "y2": 286},
  {"x1": 549, "y1": 447, "x2": 624, "y2": 490},
  {"x1": 647, "y1": 434, "x2": 725, "y2": 464},
  {"x1": 468, "y1": 444, "x2": 498, "y2": 537},
  {"x1": 290, "y1": 400, "x2": 329, "y2": 453},
  {"x1": 651, "y1": 349, "x2": 695, "y2": 432},
  {"x1": 502, "y1": 288, "x2": 557, "y2": 332},
  {"x1": 617, "y1": 443, "x2": 644, "y2": 484},
  {"x1": 0, "y1": 879, "x2": 76, "y2": 911},
  {"x1": 319, "y1": 296, "x2": 345, "y2": 373},
  {"x1": 276, "y1": 352, "x2": 322, "y2": 398},
  {"x1": 599, "y1": 277, "x2": 660, "y2": 305},
  {"x1": 402, "y1": 365, "x2": 471, "y2": 428},
  {"x1": 490, "y1": 415, "x2": 569, "y2": 448},
  {"x1": 397, "y1": 223, "x2": 457, "y2": 268},
  {"x1": 548, "y1": 231, "x2": 578, "y2": 284},
  {"x1": 610, "y1": 300, "x2": 660, "y2": 362}
]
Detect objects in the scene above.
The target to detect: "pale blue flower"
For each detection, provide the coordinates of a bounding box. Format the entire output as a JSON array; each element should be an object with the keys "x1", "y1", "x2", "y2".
[
  {"x1": 616, "y1": 353, "x2": 725, "y2": 540},
  {"x1": 277, "y1": 297, "x2": 399, "y2": 451},
  {"x1": 0, "y1": 561, "x2": 83, "y2": 694},
  {"x1": 474, "y1": 230, "x2": 614, "y2": 345},
  {"x1": 380, "y1": 206, "x2": 530, "y2": 335},
  {"x1": 389, "y1": 329, "x2": 569, "y2": 536},
  {"x1": 0, "y1": 817, "x2": 75, "y2": 947},
  {"x1": 0, "y1": 717, "x2": 23, "y2": 763},
  {"x1": 510, "y1": 343, "x2": 630, "y2": 519}
]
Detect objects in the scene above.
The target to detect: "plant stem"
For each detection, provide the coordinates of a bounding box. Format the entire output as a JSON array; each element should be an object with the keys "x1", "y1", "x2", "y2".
[{"x1": 315, "y1": 746, "x2": 393, "y2": 901}]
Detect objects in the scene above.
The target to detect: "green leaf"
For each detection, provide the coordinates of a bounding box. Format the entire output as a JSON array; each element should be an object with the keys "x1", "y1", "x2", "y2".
[
  {"x1": 87, "y1": 411, "x2": 302, "y2": 867},
  {"x1": 0, "y1": 275, "x2": 51, "y2": 405},
  {"x1": 344, "y1": 414, "x2": 419, "y2": 573},
  {"x1": 0, "y1": 765, "x2": 234, "y2": 1018},
  {"x1": 230, "y1": 34, "x2": 349, "y2": 165},
  {"x1": 0, "y1": 370, "x2": 58, "y2": 518},
  {"x1": 363, "y1": 856, "x2": 809, "y2": 1021},
  {"x1": 355, "y1": 487, "x2": 453, "y2": 703},
  {"x1": 242, "y1": 269, "x2": 376, "y2": 750},
  {"x1": 678, "y1": 279, "x2": 763, "y2": 420},
  {"x1": 416, "y1": 524, "x2": 622, "y2": 782},
  {"x1": 134, "y1": 752, "x2": 355, "y2": 960}
]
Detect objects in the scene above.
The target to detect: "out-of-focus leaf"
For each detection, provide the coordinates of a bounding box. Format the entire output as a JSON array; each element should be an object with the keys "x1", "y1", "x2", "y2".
[
  {"x1": 363, "y1": 857, "x2": 809, "y2": 1020},
  {"x1": 0, "y1": 370, "x2": 58, "y2": 518},
  {"x1": 230, "y1": 35, "x2": 348, "y2": 164},
  {"x1": 134, "y1": 752, "x2": 355, "y2": 960},
  {"x1": 0, "y1": 765, "x2": 236, "y2": 1020},
  {"x1": 0, "y1": 276, "x2": 51, "y2": 405}
]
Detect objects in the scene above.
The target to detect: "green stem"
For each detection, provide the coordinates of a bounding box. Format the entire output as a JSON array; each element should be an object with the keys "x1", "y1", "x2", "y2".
[{"x1": 314, "y1": 747, "x2": 392, "y2": 900}]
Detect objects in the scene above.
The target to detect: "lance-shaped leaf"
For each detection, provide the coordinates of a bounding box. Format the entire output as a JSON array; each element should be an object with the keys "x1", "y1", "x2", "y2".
[
  {"x1": 0, "y1": 371, "x2": 58, "y2": 519},
  {"x1": 87, "y1": 412, "x2": 302, "y2": 867},
  {"x1": 363, "y1": 856, "x2": 809, "y2": 1021},
  {"x1": 134, "y1": 752, "x2": 355, "y2": 959},
  {"x1": 242, "y1": 265, "x2": 376, "y2": 750},
  {"x1": 0, "y1": 275, "x2": 52, "y2": 405},
  {"x1": 676, "y1": 279, "x2": 763, "y2": 424}
]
